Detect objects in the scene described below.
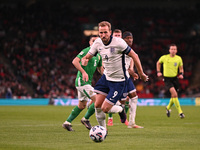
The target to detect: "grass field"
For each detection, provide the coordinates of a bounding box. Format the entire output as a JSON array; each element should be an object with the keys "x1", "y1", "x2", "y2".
[{"x1": 0, "y1": 105, "x2": 200, "y2": 150}]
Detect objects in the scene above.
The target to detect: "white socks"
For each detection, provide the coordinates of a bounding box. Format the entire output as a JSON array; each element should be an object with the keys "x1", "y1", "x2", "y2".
[
  {"x1": 129, "y1": 96, "x2": 138, "y2": 125},
  {"x1": 95, "y1": 108, "x2": 106, "y2": 129}
]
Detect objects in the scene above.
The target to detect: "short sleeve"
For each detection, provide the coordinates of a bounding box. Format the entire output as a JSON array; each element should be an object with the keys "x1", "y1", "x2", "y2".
[{"x1": 159, "y1": 55, "x2": 165, "y2": 64}]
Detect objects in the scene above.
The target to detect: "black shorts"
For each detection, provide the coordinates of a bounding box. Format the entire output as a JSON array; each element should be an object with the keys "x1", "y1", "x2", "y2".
[{"x1": 164, "y1": 77, "x2": 179, "y2": 91}]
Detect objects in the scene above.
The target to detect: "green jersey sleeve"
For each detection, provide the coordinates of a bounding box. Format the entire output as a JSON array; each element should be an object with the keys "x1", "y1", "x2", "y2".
[{"x1": 76, "y1": 47, "x2": 90, "y2": 60}]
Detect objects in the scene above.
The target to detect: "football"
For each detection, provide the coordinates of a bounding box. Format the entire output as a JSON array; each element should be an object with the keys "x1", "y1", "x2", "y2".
[{"x1": 89, "y1": 125, "x2": 107, "y2": 142}]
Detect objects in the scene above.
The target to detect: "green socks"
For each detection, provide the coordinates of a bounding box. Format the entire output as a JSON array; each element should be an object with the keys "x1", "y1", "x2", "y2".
[
  {"x1": 67, "y1": 106, "x2": 83, "y2": 123},
  {"x1": 108, "y1": 113, "x2": 113, "y2": 118},
  {"x1": 125, "y1": 101, "x2": 129, "y2": 113},
  {"x1": 84, "y1": 103, "x2": 95, "y2": 119}
]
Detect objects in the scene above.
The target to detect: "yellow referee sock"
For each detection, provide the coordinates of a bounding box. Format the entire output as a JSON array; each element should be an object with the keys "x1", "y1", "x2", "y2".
[
  {"x1": 167, "y1": 98, "x2": 174, "y2": 110},
  {"x1": 173, "y1": 97, "x2": 183, "y2": 114}
]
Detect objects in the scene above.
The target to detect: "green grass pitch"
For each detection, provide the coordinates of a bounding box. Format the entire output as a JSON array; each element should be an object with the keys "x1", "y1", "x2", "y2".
[{"x1": 0, "y1": 105, "x2": 200, "y2": 150}]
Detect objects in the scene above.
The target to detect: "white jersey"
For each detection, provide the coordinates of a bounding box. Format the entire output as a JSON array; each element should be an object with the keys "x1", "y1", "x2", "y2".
[
  {"x1": 89, "y1": 36, "x2": 131, "y2": 82},
  {"x1": 125, "y1": 55, "x2": 132, "y2": 70}
]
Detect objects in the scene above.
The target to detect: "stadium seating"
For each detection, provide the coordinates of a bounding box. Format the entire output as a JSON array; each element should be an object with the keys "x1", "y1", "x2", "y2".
[{"x1": 0, "y1": 1, "x2": 200, "y2": 98}]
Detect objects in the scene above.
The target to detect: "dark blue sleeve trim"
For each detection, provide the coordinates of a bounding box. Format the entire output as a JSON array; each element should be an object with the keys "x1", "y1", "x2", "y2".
[{"x1": 123, "y1": 46, "x2": 131, "y2": 55}]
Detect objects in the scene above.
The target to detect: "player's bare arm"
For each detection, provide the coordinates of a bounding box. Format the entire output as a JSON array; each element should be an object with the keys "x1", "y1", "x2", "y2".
[
  {"x1": 72, "y1": 57, "x2": 88, "y2": 82},
  {"x1": 97, "y1": 66, "x2": 104, "y2": 75},
  {"x1": 128, "y1": 49, "x2": 148, "y2": 81},
  {"x1": 156, "y1": 61, "x2": 163, "y2": 77},
  {"x1": 81, "y1": 53, "x2": 93, "y2": 66},
  {"x1": 81, "y1": 53, "x2": 93, "y2": 82},
  {"x1": 128, "y1": 59, "x2": 138, "y2": 80},
  {"x1": 72, "y1": 57, "x2": 85, "y2": 74}
]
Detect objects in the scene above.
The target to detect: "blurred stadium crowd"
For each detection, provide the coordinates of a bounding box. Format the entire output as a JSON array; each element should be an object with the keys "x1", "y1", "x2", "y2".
[{"x1": 0, "y1": 1, "x2": 200, "y2": 99}]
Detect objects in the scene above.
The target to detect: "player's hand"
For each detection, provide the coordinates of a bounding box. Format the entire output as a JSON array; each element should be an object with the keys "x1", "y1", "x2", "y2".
[
  {"x1": 132, "y1": 73, "x2": 139, "y2": 80},
  {"x1": 178, "y1": 74, "x2": 184, "y2": 79},
  {"x1": 140, "y1": 73, "x2": 149, "y2": 82},
  {"x1": 82, "y1": 72, "x2": 89, "y2": 82},
  {"x1": 128, "y1": 69, "x2": 138, "y2": 80},
  {"x1": 157, "y1": 72, "x2": 162, "y2": 77},
  {"x1": 81, "y1": 58, "x2": 89, "y2": 66}
]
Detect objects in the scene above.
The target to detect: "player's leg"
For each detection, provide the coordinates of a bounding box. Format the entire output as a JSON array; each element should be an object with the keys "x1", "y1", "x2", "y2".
[
  {"x1": 92, "y1": 74, "x2": 110, "y2": 129},
  {"x1": 174, "y1": 78, "x2": 185, "y2": 118},
  {"x1": 105, "y1": 100, "x2": 126, "y2": 123},
  {"x1": 119, "y1": 100, "x2": 129, "y2": 125},
  {"x1": 169, "y1": 87, "x2": 184, "y2": 118},
  {"x1": 166, "y1": 97, "x2": 173, "y2": 117},
  {"x1": 63, "y1": 100, "x2": 87, "y2": 131},
  {"x1": 95, "y1": 94, "x2": 107, "y2": 129},
  {"x1": 107, "y1": 100, "x2": 127, "y2": 126},
  {"x1": 68, "y1": 100, "x2": 87, "y2": 122},
  {"x1": 107, "y1": 113, "x2": 113, "y2": 126},
  {"x1": 166, "y1": 98, "x2": 174, "y2": 110},
  {"x1": 125, "y1": 79, "x2": 143, "y2": 128},
  {"x1": 82, "y1": 97, "x2": 96, "y2": 130},
  {"x1": 63, "y1": 85, "x2": 89, "y2": 131},
  {"x1": 165, "y1": 78, "x2": 173, "y2": 117},
  {"x1": 81, "y1": 85, "x2": 97, "y2": 129},
  {"x1": 107, "y1": 102, "x2": 123, "y2": 113},
  {"x1": 102, "y1": 81, "x2": 127, "y2": 123},
  {"x1": 125, "y1": 99, "x2": 129, "y2": 114},
  {"x1": 128, "y1": 93, "x2": 143, "y2": 128},
  {"x1": 84, "y1": 102, "x2": 95, "y2": 120}
]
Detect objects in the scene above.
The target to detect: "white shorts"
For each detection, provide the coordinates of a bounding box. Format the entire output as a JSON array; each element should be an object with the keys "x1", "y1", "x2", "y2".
[{"x1": 76, "y1": 84, "x2": 96, "y2": 101}]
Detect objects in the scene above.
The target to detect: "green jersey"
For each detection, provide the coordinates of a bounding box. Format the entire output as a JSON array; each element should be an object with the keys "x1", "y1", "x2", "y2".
[
  {"x1": 75, "y1": 47, "x2": 102, "y2": 87},
  {"x1": 158, "y1": 54, "x2": 183, "y2": 77}
]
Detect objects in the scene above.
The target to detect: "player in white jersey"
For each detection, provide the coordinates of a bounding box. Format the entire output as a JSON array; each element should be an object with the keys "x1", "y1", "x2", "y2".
[
  {"x1": 122, "y1": 31, "x2": 144, "y2": 128},
  {"x1": 107, "y1": 29, "x2": 129, "y2": 126},
  {"x1": 82, "y1": 21, "x2": 148, "y2": 130}
]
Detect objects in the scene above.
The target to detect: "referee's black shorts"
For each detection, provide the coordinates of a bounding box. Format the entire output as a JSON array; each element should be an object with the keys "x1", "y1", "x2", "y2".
[{"x1": 163, "y1": 77, "x2": 179, "y2": 91}]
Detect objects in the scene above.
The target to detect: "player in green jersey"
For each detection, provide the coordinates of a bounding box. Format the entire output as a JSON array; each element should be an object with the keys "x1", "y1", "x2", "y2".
[
  {"x1": 156, "y1": 44, "x2": 185, "y2": 119},
  {"x1": 62, "y1": 35, "x2": 104, "y2": 131}
]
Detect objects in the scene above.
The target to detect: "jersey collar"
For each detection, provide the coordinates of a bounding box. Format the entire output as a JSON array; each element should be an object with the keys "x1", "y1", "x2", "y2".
[{"x1": 104, "y1": 36, "x2": 112, "y2": 46}]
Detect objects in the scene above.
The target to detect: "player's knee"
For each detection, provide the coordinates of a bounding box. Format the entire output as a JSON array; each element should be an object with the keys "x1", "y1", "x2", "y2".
[
  {"x1": 78, "y1": 105, "x2": 86, "y2": 110},
  {"x1": 95, "y1": 102, "x2": 101, "y2": 108},
  {"x1": 78, "y1": 102, "x2": 87, "y2": 109},
  {"x1": 101, "y1": 107, "x2": 109, "y2": 113},
  {"x1": 129, "y1": 92, "x2": 137, "y2": 98},
  {"x1": 171, "y1": 94, "x2": 178, "y2": 98},
  {"x1": 171, "y1": 92, "x2": 178, "y2": 97}
]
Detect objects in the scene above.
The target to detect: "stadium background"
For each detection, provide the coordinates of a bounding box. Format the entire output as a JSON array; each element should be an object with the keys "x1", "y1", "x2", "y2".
[{"x1": 0, "y1": 0, "x2": 200, "y2": 101}]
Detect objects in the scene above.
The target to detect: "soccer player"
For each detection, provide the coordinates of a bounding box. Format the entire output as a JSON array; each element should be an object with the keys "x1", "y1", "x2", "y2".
[
  {"x1": 82, "y1": 21, "x2": 148, "y2": 130},
  {"x1": 122, "y1": 31, "x2": 144, "y2": 128},
  {"x1": 112, "y1": 29, "x2": 122, "y2": 38},
  {"x1": 107, "y1": 29, "x2": 128, "y2": 126},
  {"x1": 156, "y1": 44, "x2": 185, "y2": 118},
  {"x1": 62, "y1": 35, "x2": 104, "y2": 131}
]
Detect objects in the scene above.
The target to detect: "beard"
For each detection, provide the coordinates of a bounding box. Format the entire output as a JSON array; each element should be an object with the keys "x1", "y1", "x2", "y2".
[{"x1": 101, "y1": 37, "x2": 109, "y2": 44}]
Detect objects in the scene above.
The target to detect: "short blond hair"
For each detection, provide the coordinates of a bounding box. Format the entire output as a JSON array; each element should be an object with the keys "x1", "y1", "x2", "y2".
[{"x1": 98, "y1": 21, "x2": 111, "y2": 30}]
